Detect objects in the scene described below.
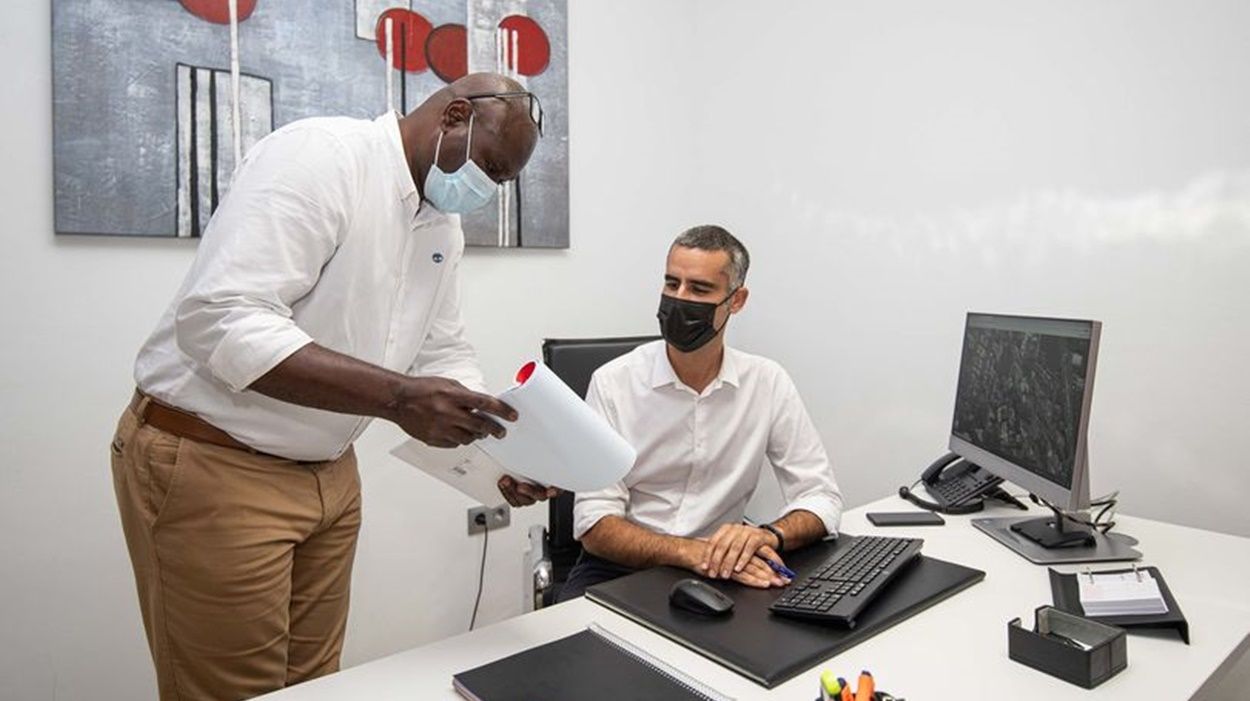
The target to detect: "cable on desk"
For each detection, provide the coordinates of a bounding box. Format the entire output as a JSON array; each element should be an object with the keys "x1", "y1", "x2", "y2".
[{"x1": 1028, "y1": 490, "x2": 1119, "y2": 534}]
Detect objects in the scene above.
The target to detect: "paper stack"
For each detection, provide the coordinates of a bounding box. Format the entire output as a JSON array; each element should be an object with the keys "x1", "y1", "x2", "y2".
[
  {"x1": 392, "y1": 360, "x2": 637, "y2": 505},
  {"x1": 1078, "y1": 570, "x2": 1168, "y2": 616}
]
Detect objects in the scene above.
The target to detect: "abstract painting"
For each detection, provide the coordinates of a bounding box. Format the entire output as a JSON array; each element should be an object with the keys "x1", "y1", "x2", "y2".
[{"x1": 52, "y1": 0, "x2": 569, "y2": 248}]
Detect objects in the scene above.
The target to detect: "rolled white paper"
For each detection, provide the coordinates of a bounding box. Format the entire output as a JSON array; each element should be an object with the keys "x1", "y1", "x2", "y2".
[{"x1": 479, "y1": 361, "x2": 636, "y2": 492}]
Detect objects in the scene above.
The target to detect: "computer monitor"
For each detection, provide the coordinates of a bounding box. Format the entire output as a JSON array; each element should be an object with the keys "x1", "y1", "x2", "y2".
[{"x1": 949, "y1": 313, "x2": 1101, "y2": 546}]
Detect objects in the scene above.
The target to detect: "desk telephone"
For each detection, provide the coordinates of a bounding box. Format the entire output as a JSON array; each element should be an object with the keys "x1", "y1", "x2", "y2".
[{"x1": 899, "y1": 452, "x2": 1026, "y2": 514}]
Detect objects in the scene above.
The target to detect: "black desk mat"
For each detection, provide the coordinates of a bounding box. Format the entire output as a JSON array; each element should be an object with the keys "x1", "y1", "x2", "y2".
[{"x1": 587, "y1": 537, "x2": 985, "y2": 688}]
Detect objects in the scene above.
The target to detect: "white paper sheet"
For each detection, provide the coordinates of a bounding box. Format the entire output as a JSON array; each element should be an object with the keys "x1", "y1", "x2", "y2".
[
  {"x1": 1078, "y1": 571, "x2": 1168, "y2": 616},
  {"x1": 390, "y1": 441, "x2": 509, "y2": 508},
  {"x1": 478, "y1": 361, "x2": 636, "y2": 492},
  {"x1": 391, "y1": 361, "x2": 637, "y2": 500}
]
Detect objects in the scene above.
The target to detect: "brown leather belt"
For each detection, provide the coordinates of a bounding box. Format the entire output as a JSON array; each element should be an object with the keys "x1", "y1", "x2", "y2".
[{"x1": 130, "y1": 389, "x2": 259, "y2": 454}]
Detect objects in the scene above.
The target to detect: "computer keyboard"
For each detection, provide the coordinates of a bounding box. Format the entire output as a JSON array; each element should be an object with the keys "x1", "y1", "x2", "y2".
[{"x1": 769, "y1": 535, "x2": 923, "y2": 626}]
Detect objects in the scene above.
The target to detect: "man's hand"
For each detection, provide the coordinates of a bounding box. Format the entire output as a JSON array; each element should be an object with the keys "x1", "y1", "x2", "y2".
[
  {"x1": 730, "y1": 554, "x2": 790, "y2": 589},
  {"x1": 681, "y1": 537, "x2": 789, "y2": 588},
  {"x1": 497, "y1": 475, "x2": 559, "y2": 507},
  {"x1": 680, "y1": 539, "x2": 713, "y2": 576},
  {"x1": 754, "y1": 543, "x2": 787, "y2": 576},
  {"x1": 703, "y1": 523, "x2": 783, "y2": 579},
  {"x1": 390, "y1": 376, "x2": 517, "y2": 448}
]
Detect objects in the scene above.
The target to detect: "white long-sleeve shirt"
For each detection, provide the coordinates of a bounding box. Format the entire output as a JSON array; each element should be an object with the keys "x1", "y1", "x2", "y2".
[
  {"x1": 573, "y1": 340, "x2": 843, "y2": 541},
  {"x1": 134, "y1": 112, "x2": 484, "y2": 461}
]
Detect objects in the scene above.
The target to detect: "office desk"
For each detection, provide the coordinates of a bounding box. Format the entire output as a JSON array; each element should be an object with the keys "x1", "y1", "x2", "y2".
[{"x1": 257, "y1": 496, "x2": 1250, "y2": 700}]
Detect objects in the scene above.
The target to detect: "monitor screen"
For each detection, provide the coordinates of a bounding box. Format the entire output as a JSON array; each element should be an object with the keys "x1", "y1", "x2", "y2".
[{"x1": 951, "y1": 314, "x2": 1095, "y2": 490}]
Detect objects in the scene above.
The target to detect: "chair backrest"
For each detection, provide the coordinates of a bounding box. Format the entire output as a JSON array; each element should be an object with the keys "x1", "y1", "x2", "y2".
[{"x1": 541, "y1": 336, "x2": 659, "y2": 564}]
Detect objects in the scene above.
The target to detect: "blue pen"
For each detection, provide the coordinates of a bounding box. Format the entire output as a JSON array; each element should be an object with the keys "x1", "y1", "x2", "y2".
[
  {"x1": 742, "y1": 517, "x2": 798, "y2": 579},
  {"x1": 766, "y1": 558, "x2": 798, "y2": 580}
]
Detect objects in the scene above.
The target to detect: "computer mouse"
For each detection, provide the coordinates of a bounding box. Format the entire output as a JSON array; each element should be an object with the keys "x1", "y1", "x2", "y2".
[{"x1": 669, "y1": 578, "x2": 734, "y2": 616}]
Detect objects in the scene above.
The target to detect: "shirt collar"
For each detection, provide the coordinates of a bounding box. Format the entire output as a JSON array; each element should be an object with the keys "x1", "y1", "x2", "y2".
[
  {"x1": 649, "y1": 343, "x2": 741, "y2": 392},
  {"x1": 719, "y1": 348, "x2": 741, "y2": 388},
  {"x1": 379, "y1": 111, "x2": 419, "y2": 202}
]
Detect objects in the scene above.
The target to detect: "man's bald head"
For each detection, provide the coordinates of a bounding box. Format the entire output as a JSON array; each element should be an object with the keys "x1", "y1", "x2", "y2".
[
  {"x1": 444, "y1": 72, "x2": 537, "y2": 147},
  {"x1": 447, "y1": 72, "x2": 525, "y2": 101},
  {"x1": 400, "y1": 72, "x2": 540, "y2": 200}
]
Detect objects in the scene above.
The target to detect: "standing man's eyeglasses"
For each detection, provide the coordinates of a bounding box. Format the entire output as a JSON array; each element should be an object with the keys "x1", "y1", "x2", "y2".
[{"x1": 462, "y1": 91, "x2": 544, "y2": 137}]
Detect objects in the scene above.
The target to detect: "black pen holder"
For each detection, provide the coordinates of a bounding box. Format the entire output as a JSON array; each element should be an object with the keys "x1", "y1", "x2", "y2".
[{"x1": 1008, "y1": 606, "x2": 1127, "y2": 689}]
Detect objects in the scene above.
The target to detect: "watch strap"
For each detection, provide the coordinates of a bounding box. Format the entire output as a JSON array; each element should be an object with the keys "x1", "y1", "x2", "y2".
[{"x1": 760, "y1": 522, "x2": 785, "y2": 552}]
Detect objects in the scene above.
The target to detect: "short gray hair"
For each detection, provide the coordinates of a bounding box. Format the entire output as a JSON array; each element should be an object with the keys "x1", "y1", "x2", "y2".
[{"x1": 671, "y1": 225, "x2": 750, "y2": 290}]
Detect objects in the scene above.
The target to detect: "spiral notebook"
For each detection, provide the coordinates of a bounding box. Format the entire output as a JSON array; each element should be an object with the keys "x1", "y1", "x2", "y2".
[{"x1": 452, "y1": 624, "x2": 733, "y2": 701}]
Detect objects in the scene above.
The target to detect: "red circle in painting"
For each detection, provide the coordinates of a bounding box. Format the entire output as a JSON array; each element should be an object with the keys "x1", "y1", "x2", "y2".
[
  {"x1": 498, "y1": 15, "x2": 550, "y2": 77},
  {"x1": 426, "y1": 24, "x2": 469, "y2": 84},
  {"x1": 375, "y1": 8, "x2": 433, "y2": 72},
  {"x1": 179, "y1": 0, "x2": 258, "y2": 24}
]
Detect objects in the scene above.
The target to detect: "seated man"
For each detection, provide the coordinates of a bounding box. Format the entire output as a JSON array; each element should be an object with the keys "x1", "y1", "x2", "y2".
[{"x1": 558, "y1": 225, "x2": 843, "y2": 601}]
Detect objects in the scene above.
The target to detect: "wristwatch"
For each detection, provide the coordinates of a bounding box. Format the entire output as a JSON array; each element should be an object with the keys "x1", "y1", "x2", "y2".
[{"x1": 760, "y1": 523, "x2": 786, "y2": 552}]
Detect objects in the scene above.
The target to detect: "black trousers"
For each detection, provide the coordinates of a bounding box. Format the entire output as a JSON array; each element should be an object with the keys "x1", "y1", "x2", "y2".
[{"x1": 556, "y1": 551, "x2": 637, "y2": 602}]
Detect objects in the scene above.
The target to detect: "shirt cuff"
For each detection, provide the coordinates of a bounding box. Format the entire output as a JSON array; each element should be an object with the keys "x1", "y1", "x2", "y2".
[
  {"x1": 572, "y1": 501, "x2": 626, "y2": 541},
  {"x1": 780, "y1": 495, "x2": 842, "y2": 539},
  {"x1": 207, "y1": 325, "x2": 314, "y2": 392}
]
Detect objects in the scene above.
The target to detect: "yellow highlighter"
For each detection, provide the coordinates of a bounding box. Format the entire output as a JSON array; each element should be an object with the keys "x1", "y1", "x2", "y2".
[{"x1": 819, "y1": 670, "x2": 843, "y2": 701}]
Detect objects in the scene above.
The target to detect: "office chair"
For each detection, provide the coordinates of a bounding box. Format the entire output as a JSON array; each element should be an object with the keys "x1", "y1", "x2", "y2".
[{"x1": 525, "y1": 335, "x2": 658, "y2": 609}]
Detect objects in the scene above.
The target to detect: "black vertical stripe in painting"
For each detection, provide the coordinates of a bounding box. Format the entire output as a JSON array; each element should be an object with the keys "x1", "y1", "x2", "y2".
[
  {"x1": 209, "y1": 70, "x2": 219, "y2": 216},
  {"x1": 189, "y1": 68, "x2": 200, "y2": 238},
  {"x1": 514, "y1": 178, "x2": 523, "y2": 247}
]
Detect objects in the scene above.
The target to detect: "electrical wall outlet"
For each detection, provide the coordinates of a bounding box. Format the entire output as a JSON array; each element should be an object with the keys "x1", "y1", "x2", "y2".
[{"x1": 467, "y1": 504, "x2": 511, "y2": 535}]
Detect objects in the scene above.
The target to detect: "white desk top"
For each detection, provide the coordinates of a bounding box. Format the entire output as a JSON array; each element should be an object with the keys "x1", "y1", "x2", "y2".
[{"x1": 257, "y1": 496, "x2": 1250, "y2": 700}]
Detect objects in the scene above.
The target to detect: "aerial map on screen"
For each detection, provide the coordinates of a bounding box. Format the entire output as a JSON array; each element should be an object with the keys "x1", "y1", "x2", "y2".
[{"x1": 952, "y1": 319, "x2": 1090, "y2": 486}]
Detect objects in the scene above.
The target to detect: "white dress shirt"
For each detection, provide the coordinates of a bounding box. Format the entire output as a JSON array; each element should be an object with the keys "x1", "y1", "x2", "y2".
[
  {"x1": 573, "y1": 340, "x2": 843, "y2": 541},
  {"x1": 135, "y1": 113, "x2": 484, "y2": 461}
]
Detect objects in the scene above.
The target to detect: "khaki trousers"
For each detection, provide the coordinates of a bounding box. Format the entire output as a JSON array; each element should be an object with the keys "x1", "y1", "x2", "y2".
[{"x1": 111, "y1": 400, "x2": 362, "y2": 701}]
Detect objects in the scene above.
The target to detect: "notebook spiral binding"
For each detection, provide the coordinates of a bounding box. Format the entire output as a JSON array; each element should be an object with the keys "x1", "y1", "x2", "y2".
[{"x1": 588, "y1": 623, "x2": 735, "y2": 701}]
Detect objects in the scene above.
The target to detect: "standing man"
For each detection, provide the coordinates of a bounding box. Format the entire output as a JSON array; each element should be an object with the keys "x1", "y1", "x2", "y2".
[{"x1": 112, "y1": 73, "x2": 549, "y2": 701}]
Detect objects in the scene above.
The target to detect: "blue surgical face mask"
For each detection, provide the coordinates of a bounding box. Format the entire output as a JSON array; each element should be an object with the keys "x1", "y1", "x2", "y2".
[{"x1": 423, "y1": 113, "x2": 497, "y2": 214}]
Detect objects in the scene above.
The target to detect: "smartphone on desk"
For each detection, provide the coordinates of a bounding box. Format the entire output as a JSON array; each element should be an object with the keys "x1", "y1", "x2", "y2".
[{"x1": 867, "y1": 511, "x2": 946, "y2": 527}]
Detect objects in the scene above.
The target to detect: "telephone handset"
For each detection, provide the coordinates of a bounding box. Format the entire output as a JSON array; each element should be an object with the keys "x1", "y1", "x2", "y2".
[{"x1": 899, "y1": 451, "x2": 1008, "y2": 514}]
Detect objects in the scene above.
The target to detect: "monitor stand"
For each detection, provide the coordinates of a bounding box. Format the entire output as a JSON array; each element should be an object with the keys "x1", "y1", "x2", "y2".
[
  {"x1": 1009, "y1": 507, "x2": 1095, "y2": 549},
  {"x1": 971, "y1": 516, "x2": 1140, "y2": 565}
]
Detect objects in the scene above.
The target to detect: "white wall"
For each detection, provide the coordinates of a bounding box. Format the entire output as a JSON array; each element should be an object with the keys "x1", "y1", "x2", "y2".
[
  {"x1": 693, "y1": 0, "x2": 1250, "y2": 539},
  {"x1": 2, "y1": 1, "x2": 1248, "y2": 700}
]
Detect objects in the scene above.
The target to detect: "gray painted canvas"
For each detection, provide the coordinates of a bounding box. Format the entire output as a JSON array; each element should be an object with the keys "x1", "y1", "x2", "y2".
[
  {"x1": 462, "y1": 0, "x2": 568, "y2": 247},
  {"x1": 52, "y1": 0, "x2": 568, "y2": 248},
  {"x1": 175, "y1": 64, "x2": 272, "y2": 238}
]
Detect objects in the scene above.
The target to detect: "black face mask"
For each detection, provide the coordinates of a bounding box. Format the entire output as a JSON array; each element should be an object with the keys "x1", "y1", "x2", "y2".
[{"x1": 657, "y1": 292, "x2": 735, "y2": 353}]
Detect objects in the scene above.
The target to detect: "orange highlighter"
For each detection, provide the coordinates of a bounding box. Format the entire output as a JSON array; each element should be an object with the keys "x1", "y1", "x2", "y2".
[
  {"x1": 840, "y1": 681, "x2": 853, "y2": 701},
  {"x1": 855, "y1": 670, "x2": 875, "y2": 701}
]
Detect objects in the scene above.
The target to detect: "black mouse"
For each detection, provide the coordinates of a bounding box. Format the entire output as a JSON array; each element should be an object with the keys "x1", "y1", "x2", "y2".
[{"x1": 669, "y1": 578, "x2": 734, "y2": 616}]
